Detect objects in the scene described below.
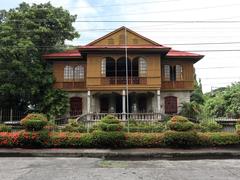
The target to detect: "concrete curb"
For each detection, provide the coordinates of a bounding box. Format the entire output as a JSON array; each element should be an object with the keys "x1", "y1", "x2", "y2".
[{"x1": 0, "y1": 148, "x2": 240, "y2": 160}]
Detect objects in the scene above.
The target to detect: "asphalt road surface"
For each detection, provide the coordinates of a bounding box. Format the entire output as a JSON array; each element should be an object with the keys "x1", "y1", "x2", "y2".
[{"x1": 0, "y1": 157, "x2": 240, "y2": 180}]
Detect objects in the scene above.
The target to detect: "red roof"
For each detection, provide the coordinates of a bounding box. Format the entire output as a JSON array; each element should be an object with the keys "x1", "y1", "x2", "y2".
[
  {"x1": 43, "y1": 48, "x2": 204, "y2": 60},
  {"x1": 44, "y1": 49, "x2": 81, "y2": 59},
  {"x1": 166, "y1": 49, "x2": 204, "y2": 58},
  {"x1": 78, "y1": 45, "x2": 168, "y2": 49}
]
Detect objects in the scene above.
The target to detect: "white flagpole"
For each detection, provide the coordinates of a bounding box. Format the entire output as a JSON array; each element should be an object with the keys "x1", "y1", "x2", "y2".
[{"x1": 124, "y1": 27, "x2": 129, "y2": 132}]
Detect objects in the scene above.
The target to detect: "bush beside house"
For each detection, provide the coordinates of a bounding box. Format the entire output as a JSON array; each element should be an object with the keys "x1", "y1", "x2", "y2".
[{"x1": 0, "y1": 114, "x2": 240, "y2": 148}]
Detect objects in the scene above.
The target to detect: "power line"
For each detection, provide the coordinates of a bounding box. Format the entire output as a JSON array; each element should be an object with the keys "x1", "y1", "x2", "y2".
[
  {"x1": 67, "y1": 0, "x2": 179, "y2": 9},
  {"x1": 5, "y1": 19, "x2": 240, "y2": 23},
  {"x1": 75, "y1": 3, "x2": 240, "y2": 19},
  {"x1": 196, "y1": 66, "x2": 240, "y2": 70},
  {"x1": 2, "y1": 41, "x2": 240, "y2": 47}
]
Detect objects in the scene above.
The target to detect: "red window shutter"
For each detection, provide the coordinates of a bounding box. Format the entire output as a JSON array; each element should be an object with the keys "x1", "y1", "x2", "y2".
[
  {"x1": 70, "y1": 97, "x2": 82, "y2": 116},
  {"x1": 165, "y1": 96, "x2": 177, "y2": 114}
]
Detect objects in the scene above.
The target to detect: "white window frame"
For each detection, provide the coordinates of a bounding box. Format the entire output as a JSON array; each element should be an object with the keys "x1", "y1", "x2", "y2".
[
  {"x1": 64, "y1": 65, "x2": 73, "y2": 80},
  {"x1": 164, "y1": 65, "x2": 170, "y2": 81},
  {"x1": 101, "y1": 58, "x2": 106, "y2": 76},
  {"x1": 139, "y1": 57, "x2": 147, "y2": 77},
  {"x1": 176, "y1": 65, "x2": 183, "y2": 81},
  {"x1": 74, "y1": 65, "x2": 84, "y2": 80}
]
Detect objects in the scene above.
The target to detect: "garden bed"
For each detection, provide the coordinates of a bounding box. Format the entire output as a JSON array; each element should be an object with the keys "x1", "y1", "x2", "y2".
[{"x1": 1, "y1": 131, "x2": 240, "y2": 149}]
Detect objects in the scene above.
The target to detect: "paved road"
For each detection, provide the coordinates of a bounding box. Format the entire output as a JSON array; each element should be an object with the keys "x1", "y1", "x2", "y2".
[{"x1": 0, "y1": 158, "x2": 240, "y2": 180}]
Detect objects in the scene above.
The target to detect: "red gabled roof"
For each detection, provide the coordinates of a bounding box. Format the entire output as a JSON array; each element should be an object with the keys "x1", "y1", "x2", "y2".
[
  {"x1": 78, "y1": 45, "x2": 169, "y2": 50},
  {"x1": 87, "y1": 26, "x2": 162, "y2": 46},
  {"x1": 166, "y1": 49, "x2": 204, "y2": 60},
  {"x1": 43, "y1": 49, "x2": 81, "y2": 59}
]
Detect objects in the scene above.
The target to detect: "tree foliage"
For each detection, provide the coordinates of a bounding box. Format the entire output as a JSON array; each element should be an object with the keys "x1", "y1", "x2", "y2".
[
  {"x1": 0, "y1": 2, "x2": 79, "y2": 117},
  {"x1": 204, "y1": 83, "x2": 240, "y2": 118},
  {"x1": 190, "y1": 74, "x2": 204, "y2": 104}
]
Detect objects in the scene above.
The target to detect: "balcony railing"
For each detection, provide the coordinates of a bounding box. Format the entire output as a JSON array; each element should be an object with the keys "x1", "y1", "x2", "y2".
[
  {"x1": 54, "y1": 82, "x2": 86, "y2": 89},
  {"x1": 161, "y1": 81, "x2": 194, "y2": 89},
  {"x1": 101, "y1": 77, "x2": 147, "y2": 85}
]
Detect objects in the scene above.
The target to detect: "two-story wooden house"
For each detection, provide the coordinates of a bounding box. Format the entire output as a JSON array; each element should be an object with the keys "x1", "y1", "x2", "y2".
[{"x1": 44, "y1": 27, "x2": 204, "y2": 120}]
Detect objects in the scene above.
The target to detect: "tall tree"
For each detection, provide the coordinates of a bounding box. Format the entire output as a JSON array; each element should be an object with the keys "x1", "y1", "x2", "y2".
[
  {"x1": 190, "y1": 73, "x2": 204, "y2": 104},
  {"x1": 0, "y1": 2, "x2": 79, "y2": 118}
]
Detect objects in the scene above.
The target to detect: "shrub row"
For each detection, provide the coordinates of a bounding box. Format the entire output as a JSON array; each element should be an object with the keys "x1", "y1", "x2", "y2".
[{"x1": 1, "y1": 131, "x2": 240, "y2": 148}]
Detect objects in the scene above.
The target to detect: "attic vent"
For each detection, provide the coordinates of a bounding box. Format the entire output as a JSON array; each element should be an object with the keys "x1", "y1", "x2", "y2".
[
  {"x1": 108, "y1": 38, "x2": 114, "y2": 45},
  {"x1": 119, "y1": 34, "x2": 125, "y2": 45},
  {"x1": 133, "y1": 38, "x2": 138, "y2": 44}
]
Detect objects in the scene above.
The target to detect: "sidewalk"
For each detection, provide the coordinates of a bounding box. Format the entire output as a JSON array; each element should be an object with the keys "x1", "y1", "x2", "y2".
[{"x1": 0, "y1": 148, "x2": 240, "y2": 160}]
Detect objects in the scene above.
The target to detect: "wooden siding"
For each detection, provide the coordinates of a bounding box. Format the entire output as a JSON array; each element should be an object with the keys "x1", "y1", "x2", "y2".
[
  {"x1": 52, "y1": 60, "x2": 87, "y2": 90},
  {"x1": 161, "y1": 59, "x2": 195, "y2": 90},
  {"x1": 86, "y1": 54, "x2": 161, "y2": 90},
  {"x1": 92, "y1": 29, "x2": 154, "y2": 46},
  {"x1": 51, "y1": 57, "x2": 195, "y2": 91}
]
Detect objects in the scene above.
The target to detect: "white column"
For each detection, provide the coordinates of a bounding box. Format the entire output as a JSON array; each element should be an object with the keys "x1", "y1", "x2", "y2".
[
  {"x1": 109, "y1": 93, "x2": 115, "y2": 113},
  {"x1": 122, "y1": 90, "x2": 126, "y2": 120},
  {"x1": 157, "y1": 90, "x2": 161, "y2": 113},
  {"x1": 87, "y1": 90, "x2": 91, "y2": 114}
]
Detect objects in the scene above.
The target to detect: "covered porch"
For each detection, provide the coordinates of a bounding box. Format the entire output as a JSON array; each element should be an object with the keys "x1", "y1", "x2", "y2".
[{"x1": 84, "y1": 90, "x2": 162, "y2": 121}]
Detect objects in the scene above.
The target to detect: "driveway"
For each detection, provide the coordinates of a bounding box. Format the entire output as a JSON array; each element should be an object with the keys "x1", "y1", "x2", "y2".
[{"x1": 0, "y1": 157, "x2": 240, "y2": 180}]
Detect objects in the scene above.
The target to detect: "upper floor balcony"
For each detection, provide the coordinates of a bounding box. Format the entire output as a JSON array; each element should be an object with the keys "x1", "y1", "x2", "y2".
[{"x1": 101, "y1": 76, "x2": 147, "y2": 85}]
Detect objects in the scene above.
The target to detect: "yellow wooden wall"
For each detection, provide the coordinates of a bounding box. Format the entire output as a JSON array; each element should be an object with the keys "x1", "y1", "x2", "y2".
[{"x1": 92, "y1": 29, "x2": 155, "y2": 46}]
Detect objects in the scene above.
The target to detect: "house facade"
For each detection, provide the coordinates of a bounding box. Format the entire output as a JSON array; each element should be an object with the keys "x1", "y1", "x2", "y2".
[{"x1": 44, "y1": 27, "x2": 204, "y2": 120}]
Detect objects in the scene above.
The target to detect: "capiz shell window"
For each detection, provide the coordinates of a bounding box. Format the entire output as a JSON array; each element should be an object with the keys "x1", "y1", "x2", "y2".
[
  {"x1": 164, "y1": 65, "x2": 170, "y2": 81},
  {"x1": 64, "y1": 65, "x2": 74, "y2": 80},
  {"x1": 74, "y1": 65, "x2": 84, "y2": 80},
  {"x1": 139, "y1": 57, "x2": 147, "y2": 77}
]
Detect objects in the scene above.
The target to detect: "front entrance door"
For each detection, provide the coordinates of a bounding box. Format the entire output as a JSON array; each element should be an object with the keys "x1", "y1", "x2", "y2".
[
  {"x1": 138, "y1": 95, "x2": 147, "y2": 113},
  {"x1": 115, "y1": 95, "x2": 122, "y2": 113},
  {"x1": 70, "y1": 97, "x2": 82, "y2": 116},
  {"x1": 100, "y1": 97, "x2": 109, "y2": 113},
  {"x1": 165, "y1": 96, "x2": 177, "y2": 114}
]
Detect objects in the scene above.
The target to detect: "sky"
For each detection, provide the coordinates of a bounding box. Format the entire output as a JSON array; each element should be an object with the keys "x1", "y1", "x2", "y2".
[{"x1": 1, "y1": 0, "x2": 240, "y2": 92}]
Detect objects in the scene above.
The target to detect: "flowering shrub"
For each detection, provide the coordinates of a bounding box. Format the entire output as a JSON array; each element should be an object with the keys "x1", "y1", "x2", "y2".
[
  {"x1": 0, "y1": 131, "x2": 240, "y2": 148},
  {"x1": 125, "y1": 133, "x2": 165, "y2": 148},
  {"x1": 199, "y1": 120, "x2": 223, "y2": 132},
  {"x1": 20, "y1": 113, "x2": 48, "y2": 131},
  {"x1": 97, "y1": 115, "x2": 123, "y2": 132},
  {"x1": 0, "y1": 124, "x2": 12, "y2": 132},
  {"x1": 50, "y1": 132, "x2": 92, "y2": 148},
  {"x1": 0, "y1": 132, "x2": 20, "y2": 147},
  {"x1": 62, "y1": 119, "x2": 86, "y2": 133},
  {"x1": 198, "y1": 132, "x2": 240, "y2": 146},
  {"x1": 167, "y1": 116, "x2": 194, "y2": 131}
]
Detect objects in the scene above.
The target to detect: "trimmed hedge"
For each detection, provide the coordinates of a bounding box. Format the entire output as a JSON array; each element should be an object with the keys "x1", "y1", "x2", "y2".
[
  {"x1": 198, "y1": 132, "x2": 240, "y2": 146},
  {"x1": 124, "y1": 123, "x2": 165, "y2": 133},
  {"x1": 91, "y1": 130, "x2": 125, "y2": 148},
  {"x1": 125, "y1": 133, "x2": 165, "y2": 148},
  {"x1": 164, "y1": 130, "x2": 199, "y2": 148},
  {"x1": 20, "y1": 113, "x2": 48, "y2": 131},
  {"x1": 101, "y1": 115, "x2": 120, "y2": 124},
  {"x1": 167, "y1": 116, "x2": 194, "y2": 131},
  {"x1": 62, "y1": 119, "x2": 86, "y2": 133},
  {"x1": 0, "y1": 124, "x2": 12, "y2": 132},
  {"x1": 199, "y1": 120, "x2": 223, "y2": 132},
  {"x1": 1, "y1": 130, "x2": 240, "y2": 148}
]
